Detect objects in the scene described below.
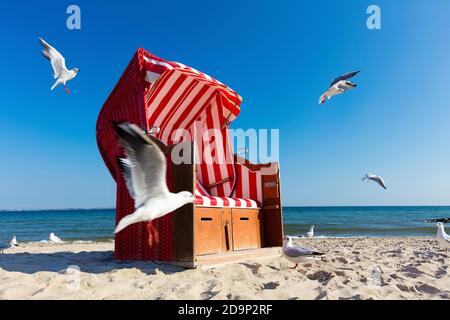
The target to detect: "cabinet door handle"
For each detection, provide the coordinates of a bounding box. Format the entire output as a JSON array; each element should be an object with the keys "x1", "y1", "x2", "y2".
[{"x1": 224, "y1": 222, "x2": 231, "y2": 251}]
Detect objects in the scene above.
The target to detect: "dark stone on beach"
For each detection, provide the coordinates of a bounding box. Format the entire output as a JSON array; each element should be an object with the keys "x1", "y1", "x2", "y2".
[
  {"x1": 240, "y1": 263, "x2": 261, "y2": 275},
  {"x1": 262, "y1": 281, "x2": 280, "y2": 290},
  {"x1": 435, "y1": 268, "x2": 447, "y2": 279},
  {"x1": 415, "y1": 284, "x2": 441, "y2": 295},
  {"x1": 400, "y1": 265, "x2": 423, "y2": 278},
  {"x1": 315, "y1": 291, "x2": 327, "y2": 300},
  {"x1": 339, "y1": 294, "x2": 363, "y2": 300},
  {"x1": 397, "y1": 284, "x2": 417, "y2": 293},
  {"x1": 307, "y1": 271, "x2": 333, "y2": 283}
]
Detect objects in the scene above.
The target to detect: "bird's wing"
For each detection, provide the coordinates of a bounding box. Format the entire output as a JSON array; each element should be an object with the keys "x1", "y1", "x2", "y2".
[
  {"x1": 283, "y1": 246, "x2": 322, "y2": 258},
  {"x1": 39, "y1": 37, "x2": 68, "y2": 79},
  {"x1": 330, "y1": 71, "x2": 360, "y2": 87},
  {"x1": 442, "y1": 229, "x2": 450, "y2": 242},
  {"x1": 327, "y1": 86, "x2": 341, "y2": 97},
  {"x1": 372, "y1": 176, "x2": 387, "y2": 189},
  {"x1": 319, "y1": 86, "x2": 339, "y2": 103},
  {"x1": 117, "y1": 158, "x2": 137, "y2": 199},
  {"x1": 337, "y1": 81, "x2": 356, "y2": 90},
  {"x1": 114, "y1": 122, "x2": 170, "y2": 208}
]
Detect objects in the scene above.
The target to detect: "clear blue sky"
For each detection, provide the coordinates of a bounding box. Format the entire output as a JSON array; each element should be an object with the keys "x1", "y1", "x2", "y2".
[{"x1": 1, "y1": 0, "x2": 450, "y2": 210}]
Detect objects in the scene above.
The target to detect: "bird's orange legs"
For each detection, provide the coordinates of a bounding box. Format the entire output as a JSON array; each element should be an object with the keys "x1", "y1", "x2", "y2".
[
  {"x1": 64, "y1": 85, "x2": 70, "y2": 95},
  {"x1": 146, "y1": 222, "x2": 160, "y2": 248}
]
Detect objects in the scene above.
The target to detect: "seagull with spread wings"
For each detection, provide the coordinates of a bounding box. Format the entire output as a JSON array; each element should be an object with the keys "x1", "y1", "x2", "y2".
[
  {"x1": 362, "y1": 172, "x2": 387, "y2": 190},
  {"x1": 39, "y1": 37, "x2": 79, "y2": 94},
  {"x1": 114, "y1": 122, "x2": 195, "y2": 247},
  {"x1": 319, "y1": 71, "x2": 360, "y2": 104}
]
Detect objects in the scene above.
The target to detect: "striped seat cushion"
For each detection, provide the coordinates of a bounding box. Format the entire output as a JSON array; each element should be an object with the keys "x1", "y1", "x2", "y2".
[{"x1": 194, "y1": 183, "x2": 260, "y2": 209}]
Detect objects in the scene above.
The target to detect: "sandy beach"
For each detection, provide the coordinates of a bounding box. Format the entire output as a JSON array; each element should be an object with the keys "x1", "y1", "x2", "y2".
[{"x1": 0, "y1": 237, "x2": 448, "y2": 300}]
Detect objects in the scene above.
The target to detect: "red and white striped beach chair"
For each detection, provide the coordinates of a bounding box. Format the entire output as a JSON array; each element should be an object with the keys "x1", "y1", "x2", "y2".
[{"x1": 96, "y1": 49, "x2": 283, "y2": 267}]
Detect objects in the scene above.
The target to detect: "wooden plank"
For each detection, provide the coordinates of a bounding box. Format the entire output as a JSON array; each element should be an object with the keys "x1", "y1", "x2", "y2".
[
  {"x1": 263, "y1": 186, "x2": 279, "y2": 200},
  {"x1": 234, "y1": 155, "x2": 279, "y2": 175},
  {"x1": 262, "y1": 166, "x2": 284, "y2": 247},
  {"x1": 171, "y1": 142, "x2": 195, "y2": 262},
  {"x1": 231, "y1": 208, "x2": 262, "y2": 251},
  {"x1": 194, "y1": 247, "x2": 281, "y2": 268},
  {"x1": 194, "y1": 208, "x2": 224, "y2": 256},
  {"x1": 262, "y1": 209, "x2": 283, "y2": 247}
]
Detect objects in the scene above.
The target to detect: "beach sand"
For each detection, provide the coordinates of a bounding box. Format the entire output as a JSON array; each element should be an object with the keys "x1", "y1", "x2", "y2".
[{"x1": 0, "y1": 237, "x2": 448, "y2": 300}]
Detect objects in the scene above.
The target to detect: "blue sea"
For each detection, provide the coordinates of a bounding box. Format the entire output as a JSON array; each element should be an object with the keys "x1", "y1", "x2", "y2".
[{"x1": 0, "y1": 206, "x2": 447, "y2": 244}]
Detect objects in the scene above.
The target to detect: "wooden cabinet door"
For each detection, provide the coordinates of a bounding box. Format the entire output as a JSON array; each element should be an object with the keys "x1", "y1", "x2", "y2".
[
  {"x1": 194, "y1": 208, "x2": 223, "y2": 256},
  {"x1": 231, "y1": 209, "x2": 262, "y2": 251}
]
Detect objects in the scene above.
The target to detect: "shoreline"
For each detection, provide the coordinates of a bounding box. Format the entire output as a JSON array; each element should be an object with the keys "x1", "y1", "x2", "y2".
[
  {"x1": 0, "y1": 237, "x2": 448, "y2": 300},
  {"x1": 1, "y1": 236, "x2": 440, "y2": 247},
  {"x1": 5, "y1": 235, "x2": 439, "y2": 244}
]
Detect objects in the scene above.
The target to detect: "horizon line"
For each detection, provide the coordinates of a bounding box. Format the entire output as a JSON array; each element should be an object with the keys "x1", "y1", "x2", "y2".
[{"x1": 1, "y1": 204, "x2": 450, "y2": 212}]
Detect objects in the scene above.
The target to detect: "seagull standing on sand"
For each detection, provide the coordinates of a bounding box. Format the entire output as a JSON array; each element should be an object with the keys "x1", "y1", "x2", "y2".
[
  {"x1": 49, "y1": 233, "x2": 63, "y2": 243},
  {"x1": 319, "y1": 71, "x2": 360, "y2": 104},
  {"x1": 114, "y1": 122, "x2": 195, "y2": 247},
  {"x1": 305, "y1": 225, "x2": 315, "y2": 238},
  {"x1": 39, "y1": 37, "x2": 79, "y2": 94},
  {"x1": 282, "y1": 236, "x2": 325, "y2": 270},
  {"x1": 9, "y1": 236, "x2": 18, "y2": 247},
  {"x1": 436, "y1": 222, "x2": 450, "y2": 252},
  {"x1": 362, "y1": 172, "x2": 387, "y2": 190}
]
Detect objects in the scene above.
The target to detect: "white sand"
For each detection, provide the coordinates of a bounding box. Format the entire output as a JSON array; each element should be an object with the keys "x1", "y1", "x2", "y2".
[{"x1": 0, "y1": 238, "x2": 448, "y2": 300}]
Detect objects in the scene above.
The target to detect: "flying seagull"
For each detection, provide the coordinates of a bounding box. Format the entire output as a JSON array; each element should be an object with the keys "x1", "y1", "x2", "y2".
[
  {"x1": 114, "y1": 122, "x2": 195, "y2": 247},
  {"x1": 319, "y1": 71, "x2": 360, "y2": 104},
  {"x1": 282, "y1": 236, "x2": 325, "y2": 270},
  {"x1": 9, "y1": 236, "x2": 18, "y2": 247},
  {"x1": 436, "y1": 222, "x2": 450, "y2": 252},
  {"x1": 362, "y1": 172, "x2": 387, "y2": 190},
  {"x1": 39, "y1": 37, "x2": 79, "y2": 94},
  {"x1": 49, "y1": 233, "x2": 63, "y2": 244}
]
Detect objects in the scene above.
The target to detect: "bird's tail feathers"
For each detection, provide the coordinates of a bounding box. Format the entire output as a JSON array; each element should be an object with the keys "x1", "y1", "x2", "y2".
[
  {"x1": 114, "y1": 211, "x2": 144, "y2": 234},
  {"x1": 319, "y1": 95, "x2": 326, "y2": 104},
  {"x1": 51, "y1": 80, "x2": 60, "y2": 91}
]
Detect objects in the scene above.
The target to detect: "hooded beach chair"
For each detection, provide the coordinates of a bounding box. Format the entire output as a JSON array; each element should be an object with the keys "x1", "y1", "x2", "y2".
[{"x1": 96, "y1": 49, "x2": 283, "y2": 267}]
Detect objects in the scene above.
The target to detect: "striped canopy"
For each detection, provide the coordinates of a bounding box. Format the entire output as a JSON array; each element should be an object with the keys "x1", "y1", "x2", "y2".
[{"x1": 141, "y1": 51, "x2": 243, "y2": 198}]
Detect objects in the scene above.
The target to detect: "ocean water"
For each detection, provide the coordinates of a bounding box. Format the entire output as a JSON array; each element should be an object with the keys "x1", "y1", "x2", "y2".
[
  {"x1": 0, "y1": 206, "x2": 447, "y2": 244},
  {"x1": 283, "y1": 206, "x2": 448, "y2": 237}
]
